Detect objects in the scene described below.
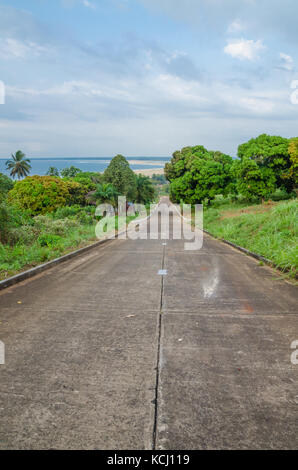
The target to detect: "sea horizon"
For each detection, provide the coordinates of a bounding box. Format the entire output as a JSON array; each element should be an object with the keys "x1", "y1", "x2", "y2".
[{"x1": 0, "y1": 156, "x2": 170, "y2": 177}]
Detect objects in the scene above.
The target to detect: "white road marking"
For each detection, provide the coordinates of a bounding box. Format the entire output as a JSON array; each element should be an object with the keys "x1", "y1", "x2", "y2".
[{"x1": 158, "y1": 270, "x2": 168, "y2": 276}]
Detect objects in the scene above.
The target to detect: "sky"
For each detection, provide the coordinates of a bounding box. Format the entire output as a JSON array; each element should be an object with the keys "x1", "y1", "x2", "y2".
[{"x1": 0, "y1": 0, "x2": 297, "y2": 157}]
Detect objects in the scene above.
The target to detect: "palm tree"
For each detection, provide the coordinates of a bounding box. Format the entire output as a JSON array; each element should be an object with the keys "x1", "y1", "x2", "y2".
[
  {"x1": 46, "y1": 166, "x2": 59, "y2": 177},
  {"x1": 6, "y1": 151, "x2": 31, "y2": 179},
  {"x1": 89, "y1": 183, "x2": 119, "y2": 207}
]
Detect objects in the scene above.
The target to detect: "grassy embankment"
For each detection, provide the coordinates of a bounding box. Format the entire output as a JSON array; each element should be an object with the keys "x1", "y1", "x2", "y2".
[
  {"x1": 203, "y1": 198, "x2": 298, "y2": 278},
  {"x1": 0, "y1": 205, "x2": 136, "y2": 281}
]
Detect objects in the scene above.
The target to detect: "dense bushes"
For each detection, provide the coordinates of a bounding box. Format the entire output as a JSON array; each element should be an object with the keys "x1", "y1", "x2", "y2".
[
  {"x1": 0, "y1": 173, "x2": 14, "y2": 200},
  {"x1": 6, "y1": 175, "x2": 97, "y2": 214},
  {"x1": 8, "y1": 176, "x2": 71, "y2": 214}
]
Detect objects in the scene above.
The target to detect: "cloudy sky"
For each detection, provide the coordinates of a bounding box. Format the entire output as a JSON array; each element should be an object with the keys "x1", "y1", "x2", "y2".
[{"x1": 0, "y1": 0, "x2": 297, "y2": 157}]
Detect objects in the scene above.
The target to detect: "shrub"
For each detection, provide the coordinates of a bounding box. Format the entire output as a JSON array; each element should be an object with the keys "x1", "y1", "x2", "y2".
[
  {"x1": 64, "y1": 180, "x2": 86, "y2": 206},
  {"x1": 0, "y1": 173, "x2": 14, "y2": 201},
  {"x1": 7, "y1": 176, "x2": 70, "y2": 214},
  {"x1": 0, "y1": 201, "x2": 31, "y2": 244},
  {"x1": 34, "y1": 215, "x2": 78, "y2": 235},
  {"x1": 38, "y1": 234, "x2": 62, "y2": 248},
  {"x1": 53, "y1": 205, "x2": 83, "y2": 218},
  {"x1": 270, "y1": 189, "x2": 296, "y2": 201}
]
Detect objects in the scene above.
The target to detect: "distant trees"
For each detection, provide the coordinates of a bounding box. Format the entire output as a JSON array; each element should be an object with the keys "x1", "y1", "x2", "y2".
[
  {"x1": 60, "y1": 166, "x2": 81, "y2": 178},
  {"x1": 151, "y1": 174, "x2": 167, "y2": 184},
  {"x1": 46, "y1": 166, "x2": 60, "y2": 177},
  {"x1": 103, "y1": 155, "x2": 137, "y2": 201},
  {"x1": 6, "y1": 151, "x2": 31, "y2": 179}
]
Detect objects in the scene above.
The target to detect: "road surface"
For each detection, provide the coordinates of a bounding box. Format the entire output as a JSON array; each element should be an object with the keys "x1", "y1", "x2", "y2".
[{"x1": 0, "y1": 199, "x2": 297, "y2": 449}]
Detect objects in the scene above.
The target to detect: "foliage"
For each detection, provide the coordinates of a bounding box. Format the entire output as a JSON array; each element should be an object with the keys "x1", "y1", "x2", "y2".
[
  {"x1": 203, "y1": 199, "x2": 298, "y2": 278},
  {"x1": 238, "y1": 134, "x2": 293, "y2": 191},
  {"x1": 0, "y1": 202, "x2": 32, "y2": 244},
  {"x1": 7, "y1": 175, "x2": 70, "y2": 214},
  {"x1": 287, "y1": 138, "x2": 298, "y2": 187},
  {"x1": 166, "y1": 145, "x2": 234, "y2": 204},
  {"x1": 135, "y1": 174, "x2": 155, "y2": 204},
  {"x1": 89, "y1": 183, "x2": 119, "y2": 206},
  {"x1": 0, "y1": 203, "x2": 137, "y2": 280},
  {"x1": 60, "y1": 166, "x2": 81, "y2": 178},
  {"x1": 0, "y1": 173, "x2": 14, "y2": 201},
  {"x1": 65, "y1": 171, "x2": 102, "y2": 194},
  {"x1": 64, "y1": 180, "x2": 86, "y2": 205},
  {"x1": 151, "y1": 174, "x2": 167, "y2": 184},
  {"x1": 103, "y1": 154, "x2": 137, "y2": 201},
  {"x1": 236, "y1": 158, "x2": 276, "y2": 201},
  {"x1": 5, "y1": 150, "x2": 31, "y2": 179},
  {"x1": 46, "y1": 166, "x2": 60, "y2": 177}
]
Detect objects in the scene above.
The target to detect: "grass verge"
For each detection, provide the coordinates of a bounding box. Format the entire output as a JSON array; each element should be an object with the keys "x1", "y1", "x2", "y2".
[
  {"x1": 203, "y1": 199, "x2": 298, "y2": 278},
  {"x1": 0, "y1": 209, "x2": 137, "y2": 280}
]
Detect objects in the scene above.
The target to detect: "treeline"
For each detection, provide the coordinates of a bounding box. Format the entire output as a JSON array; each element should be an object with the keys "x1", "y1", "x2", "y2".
[
  {"x1": 1, "y1": 154, "x2": 156, "y2": 216},
  {"x1": 165, "y1": 134, "x2": 298, "y2": 204}
]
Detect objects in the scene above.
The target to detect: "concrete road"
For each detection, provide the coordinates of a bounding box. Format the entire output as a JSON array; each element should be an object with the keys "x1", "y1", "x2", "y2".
[{"x1": 0, "y1": 200, "x2": 297, "y2": 449}]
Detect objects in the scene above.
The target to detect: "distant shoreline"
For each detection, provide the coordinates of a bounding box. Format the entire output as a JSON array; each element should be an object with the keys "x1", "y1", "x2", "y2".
[{"x1": 133, "y1": 167, "x2": 164, "y2": 177}]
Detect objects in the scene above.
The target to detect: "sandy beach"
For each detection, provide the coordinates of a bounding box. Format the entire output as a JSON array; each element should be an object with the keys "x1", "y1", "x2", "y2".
[
  {"x1": 128, "y1": 160, "x2": 166, "y2": 166},
  {"x1": 133, "y1": 167, "x2": 164, "y2": 177}
]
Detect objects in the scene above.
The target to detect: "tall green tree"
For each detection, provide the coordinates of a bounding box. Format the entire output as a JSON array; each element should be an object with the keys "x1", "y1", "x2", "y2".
[
  {"x1": 165, "y1": 145, "x2": 234, "y2": 204},
  {"x1": 238, "y1": 134, "x2": 293, "y2": 192},
  {"x1": 103, "y1": 154, "x2": 137, "y2": 201},
  {"x1": 236, "y1": 158, "x2": 276, "y2": 202},
  {"x1": 5, "y1": 150, "x2": 31, "y2": 179}
]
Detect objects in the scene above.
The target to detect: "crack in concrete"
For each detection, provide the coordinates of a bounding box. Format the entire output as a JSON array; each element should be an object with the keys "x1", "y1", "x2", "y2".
[{"x1": 152, "y1": 243, "x2": 166, "y2": 449}]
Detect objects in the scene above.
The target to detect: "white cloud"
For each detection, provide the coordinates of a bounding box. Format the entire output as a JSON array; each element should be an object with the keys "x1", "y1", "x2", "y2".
[
  {"x1": 279, "y1": 52, "x2": 294, "y2": 71},
  {"x1": 224, "y1": 38, "x2": 265, "y2": 60},
  {"x1": 0, "y1": 38, "x2": 49, "y2": 59},
  {"x1": 227, "y1": 19, "x2": 245, "y2": 33}
]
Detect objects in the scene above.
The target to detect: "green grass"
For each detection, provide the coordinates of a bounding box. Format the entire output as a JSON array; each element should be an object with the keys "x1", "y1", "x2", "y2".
[
  {"x1": 0, "y1": 209, "x2": 137, "y2": 280},
  {"x1": 203, "y1": 198, "x2": 298, "y2": 278}
]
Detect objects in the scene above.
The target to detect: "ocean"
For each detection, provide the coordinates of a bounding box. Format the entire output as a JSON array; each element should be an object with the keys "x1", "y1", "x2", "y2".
[{"x1": 0, "y1": 157, "x2": 170, "y2": 177}]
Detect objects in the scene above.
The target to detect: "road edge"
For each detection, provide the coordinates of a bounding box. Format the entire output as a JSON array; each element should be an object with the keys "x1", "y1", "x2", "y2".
[
  {"x1": 0, "y1": 237, "x2": 112, "y2": 291},
  {"x1": 0, "y1": 206, "x2": 159, "y2": 292}
]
